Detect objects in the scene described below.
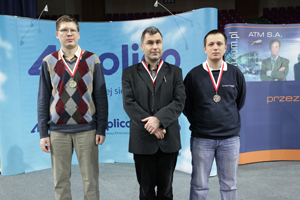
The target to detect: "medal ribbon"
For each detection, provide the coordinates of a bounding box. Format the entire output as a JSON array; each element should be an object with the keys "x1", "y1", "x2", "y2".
[
  {"x1": 206, "y1": 62, "x2": 224, "y2": 93},
  {"x1": 142, "y1": 59, "x2": 164, "y2": 84},
  {"x1": 59, "y1": 49, "x2": 82, "y2": 77}
]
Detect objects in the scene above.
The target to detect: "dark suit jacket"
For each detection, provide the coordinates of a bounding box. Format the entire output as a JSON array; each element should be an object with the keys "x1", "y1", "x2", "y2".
[
  {"x1": 122, "y1": 61, "x2": 185, "y2": 154},
  {"x1": 260, "y1": 56, "x2": 289, "y2": 81}
]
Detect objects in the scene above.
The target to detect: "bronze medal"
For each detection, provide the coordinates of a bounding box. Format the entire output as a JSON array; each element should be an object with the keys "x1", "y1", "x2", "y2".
[
  {"x1": 69, "y1": 80, "x2": 77, "y2": 88},
  {"x1": 213, "y1": 94, "x2": 221, "y2": 102},
  {"x1": 59, "y1": 49, "x2": 82, "y2": 89},
  {"x1": 206, "y1": 62, "x2": 225, "y2": 103}
]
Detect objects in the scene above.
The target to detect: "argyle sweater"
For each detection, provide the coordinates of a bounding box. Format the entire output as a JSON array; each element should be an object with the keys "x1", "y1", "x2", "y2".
[
  {"x1": 183, "y1": 62, "x2": 246, "y2": 139},
  {"x1": 38, "y1": 50, "x2": 108, "y2": 138}
]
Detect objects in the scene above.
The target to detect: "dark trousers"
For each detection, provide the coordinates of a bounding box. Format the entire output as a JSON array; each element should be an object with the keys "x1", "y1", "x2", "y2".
[{"x1": 134, "y1": 149, "x2": 179, "y2": 200}]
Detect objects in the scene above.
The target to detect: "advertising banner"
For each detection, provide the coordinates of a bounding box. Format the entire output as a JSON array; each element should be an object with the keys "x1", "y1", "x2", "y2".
[
  {"x1": 225, "y1": 24, "x2": 300, "y2": 164},
  {"x1": 0, "y1": 8, "x2": 217, "y2": 175},
  {"x1": 2, "y1": 12, "x2": 298, "y2": 176}
]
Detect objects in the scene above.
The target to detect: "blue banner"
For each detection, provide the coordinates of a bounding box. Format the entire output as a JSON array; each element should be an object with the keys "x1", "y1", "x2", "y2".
[
  {"x1": 225, "y1": 23, "x2": 300, "y2": 81},
  {"x1": 0, "y1": 8, "x2": 218, "y2": 175},
  {"x1": 225, "y1": 24, "x2": 300, "y2": 164}
]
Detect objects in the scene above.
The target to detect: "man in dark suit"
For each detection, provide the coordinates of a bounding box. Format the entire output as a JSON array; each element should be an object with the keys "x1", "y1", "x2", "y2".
[
  {"x1": 294, "y1": 53, "x2": 300, "y2": 80},
  {"x1": 122, "y1": 26, "x2": 185, "y2": 200},
  {"x1": 260, "y1": 39, "x2": 289, "y2": 81}
]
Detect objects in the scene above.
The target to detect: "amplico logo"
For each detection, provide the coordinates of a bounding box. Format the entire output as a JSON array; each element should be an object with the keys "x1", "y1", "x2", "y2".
[
  {"x1": 107, "y1": 119, "x2": 130, "y2": 131},
  {"x1": 28, "y1": 44, "x2": 181, "y2": 76},
  {"x1": 31, "y1": 123, "x2": 39, "y2": 133},
  {"x1": 31, "y1": 118, "x2": 130, "y2": 133},
  {"x1": 31, "y1": 121, "x2": 181, "y2": 133}
]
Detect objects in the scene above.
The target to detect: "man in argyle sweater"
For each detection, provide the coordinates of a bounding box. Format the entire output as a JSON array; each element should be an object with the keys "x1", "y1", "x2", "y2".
[{"x1": 38, "y1": 15, "x2": 108, "y2": 200}]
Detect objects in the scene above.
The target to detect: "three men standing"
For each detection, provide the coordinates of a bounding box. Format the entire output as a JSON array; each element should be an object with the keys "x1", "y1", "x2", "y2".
[
  {"x1": 38, "y1": 17, "x2": 246, "y2": 200},
  {"x1": 122, "y1": 26, "x2": 186, "y2": 199}
]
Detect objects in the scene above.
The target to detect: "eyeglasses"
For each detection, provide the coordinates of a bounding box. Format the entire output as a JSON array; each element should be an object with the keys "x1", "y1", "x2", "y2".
[{"x1": 58, "y1": 29, "x2": 78, "y2": 34}]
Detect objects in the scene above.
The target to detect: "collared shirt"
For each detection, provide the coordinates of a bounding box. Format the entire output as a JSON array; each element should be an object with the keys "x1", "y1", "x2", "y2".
[
  {"x1": 202, "y1": 60, "x2": 228, "y2": 72},
  {"x1": 271, "y1": 55, "x2": 278, "y2": 63},
  {"x1": 59, "y1": 46, "x2": 82, "y2": 72},
  {"x1": 145, "y1": 59, "x2": 161, "y2": 78},
  {"x1": 202, "y1": 60, "x2": 228, "y2": 84},
  {"x1": 59, "y1": 46, "x2": 82, "y2": 61}
]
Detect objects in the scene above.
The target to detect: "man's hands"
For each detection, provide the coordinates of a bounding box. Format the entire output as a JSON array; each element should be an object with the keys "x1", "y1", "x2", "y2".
[
  {"x1": 142, "y1": 116, "x2": 166, "y2": 139},
  {"x1": 96, "y1": 135, "x2": 106, "y2": 145},
  {"x1": 40, "y1": 137, "x2": 50, "y2": 153},
  {"x1": 153, "y1": 128, "x2": 166, "y2": 139},
  {"x1": 40, "y1": 135, "x2": 105, "y2": 153},
  {"x1": 266, "y1": 66, "x2": 285, "y2": 76},
  {"x1": 142, "y1": 116, "x2": 161, "y2": 134}
]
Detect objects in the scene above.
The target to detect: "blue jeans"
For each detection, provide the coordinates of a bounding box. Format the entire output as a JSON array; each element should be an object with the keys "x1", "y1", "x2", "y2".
[{"x1": 189, "y1": 136, "x2": 240, "y2": 200}]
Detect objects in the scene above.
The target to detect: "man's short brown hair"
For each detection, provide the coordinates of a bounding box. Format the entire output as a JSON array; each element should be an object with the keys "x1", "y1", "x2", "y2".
[
  {"x1": 141, "y1": 26, "x2": 163, "y2": 44},
  {"x1": 269, "y1": 39, "x2": 281, "y2": 50},
  {"x1": 203, "y1": 29, "x2": 227, "y2": 47},
  {"x1": 56, "y1": 15, "x2": 79, "y2": 32}
]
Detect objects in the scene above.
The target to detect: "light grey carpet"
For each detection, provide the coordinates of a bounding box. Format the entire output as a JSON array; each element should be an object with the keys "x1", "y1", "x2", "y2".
[{"x1": 0, "y1": 161, "x2": 299, "y2": 200}]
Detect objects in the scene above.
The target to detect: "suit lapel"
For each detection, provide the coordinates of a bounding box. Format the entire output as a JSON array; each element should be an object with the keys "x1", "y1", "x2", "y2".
[
  {"x1": 274, "y1": 56, "x2": 281, "y2": 70},
  {"x1": 267, "y1": 58, "x2": 272, "y2": 70},
  {"x1": 138, "y1": 63, "x2": 154, "y2": 92},
  {"x1": 155, "y1": 62, "x2": 169, "y2": 92}
]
